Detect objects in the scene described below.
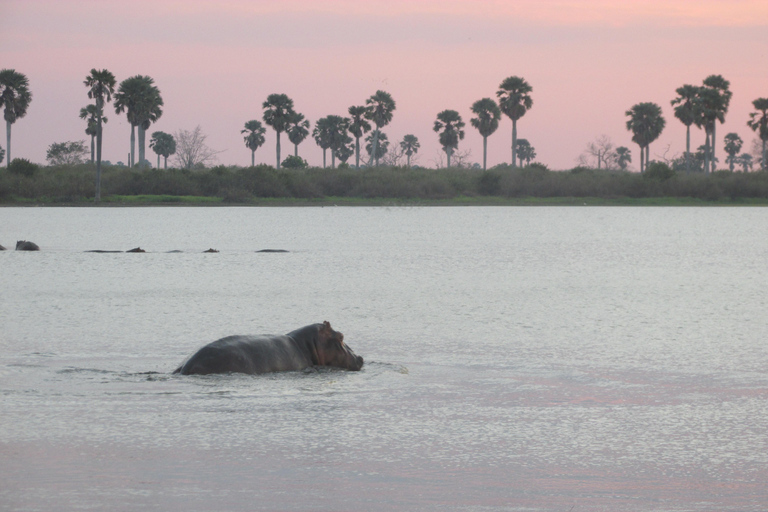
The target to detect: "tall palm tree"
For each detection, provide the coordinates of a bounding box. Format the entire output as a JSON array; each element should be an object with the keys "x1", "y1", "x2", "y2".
[
  {"x1": 262, "y1": 93, "x2": 295, "y2": 169},
  {"x1": 79, "y1": 104, "x2": 107, "y2": 163},
  {"x1": 433, "y1": 110, "x2": 465, "y2": 168},
  {"x1": 365, "y1": 130, "x2": 389, "y2": 163},
  {"x1": 496, "y1": 76, "x2": 533, "y2": 168},
  {"x1": 400, "y1": 134, "x2": 420, "y2": 168},
  {"x1": 747, "y1": 98, "x2": 768, "y2": 171},
  {"x1": 241, "y1": 120, "x2": 266, "y2": 167},
  {"x1": 313, "y1": 116, "x2": 333, "y2": 168},
  {"x1": 364, "y1": 90, "x2": 396, "y2": 167},
  {"x1": 348, "y1": 105, "x2": 371, "y2": 169},
  {"x1": 723, "y1": 133, "x2": 743, "y2": 172},
  {"x1": 625, "y1": 102, "x2": 665, "y2": 173},
  {"x1": 84, "y1": 68, "x2": 116, "y2": 201},
  {"x1": 0, "y1": 69, "x2": 33, "y2": 166},
  {"x1": 326, "y1": 115, "x2": 351, "y2": 169},
  {"x1": 149, "y1": 131, "x2": 176, "y2": 169},
  {"x1": 671, "y1": 84, "x2": 700, "y2": 173},
  {"x1": 515, "y1": 139, "x2": 536, "y2": 166},
  {"x1": 702, "y1": 75, "x2": 732, "y2": 173},
  {"x1": 693, "y1": 87, "x2": 725, "y2": 174},
  {"x1": 470, "y1": 98, "x2": 501, "y2": 170},
  {"x1": 114, "y1": 75, "x2": 163, "y2": 167},
  {"x1": 286, "y1": 112, "x2": 310, "y2": 157}
]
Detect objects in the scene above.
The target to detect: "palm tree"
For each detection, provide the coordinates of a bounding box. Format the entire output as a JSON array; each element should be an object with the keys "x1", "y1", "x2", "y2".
[
  {"x1": 625, "y1": 102, "x2": 665, "y2": 173},
  {"x1": 149, "y1": 131, "x2": 176, "y2": 169},
  {"x1": 262, "y1": 93, "x2": 295, "y2": 169},
  {"x1": 0, "y1": 69, "x2": 32, "y2": 166},
  {"x1": 723, "y1": 133, "x2": 743, "y2": 172},
  {"x1": 671, "y1": 84, "x2": 700, "y2": 173},
  {"x1": 286, "y1": 112, "x2": 310, "y2": 157},
  {"x1": 326, "y1": 115, "x2": 351, "y2": 169},
  {"x1": 114, "y1": 75, "x2": 163, "y2": 167},
  {"x1": 497, "y1": 76, "x2": 533, "y2": 168},
  {"x1": 365, "y1": 130, "x2": 389, "y2": 163},
  {"x1": 348, "y1": 105, "x2": 371, "y2": 169},
  {"x1": 515, "y1": 139, "x2": 536, "y2": 166},
  {"x1": 433, "y1": 110, "x2": 465, "y2": 168},
  {"x1": 79, "y1": 104, "x2": 107, "y2": 163},
  {"x1": 400, "y1": 134, "x2": 420, "y2": 168},
  {"x1": 84, "y1": 68, "x2": 116, "y2": 200},
  {"x1": 364, "y1": 90, "x2": 396, "y2": 167},
  {"x1": 470, "y1": 98, "x2": 501, "y2": 170},
  {"x1": 334, "y1": 140, "x2": 355, "y2": 165},
  {"x1": 313, "y1": 116, "x2": 333, "y2": 168},
  {"x1": 693, "y1": 87, "x2": 725, "y2": 174},
  {"x1": 241, "y1": 120, "x2": 266, "y2": 167},
  {"x1": 747, "y1": 98, "x2": 768, "y2": 171},
  {"x1": 615, "y1": 146, "x2": 632, "y2": 170},
  {"x1": 702, "y1": 75, "x2": 732, "y2": 173},
  {"x1": 737, "y1": 153, "x2": 753, "y2": 173}
]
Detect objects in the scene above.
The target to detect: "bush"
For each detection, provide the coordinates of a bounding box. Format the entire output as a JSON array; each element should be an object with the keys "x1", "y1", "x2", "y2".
[
  {"x1": 7, "y1": 158, "x2": 38, "y2": 177},
  {"x1": 644, "y1": 162, "x2": 675, "y2": 181},
  {"x1": 282, "y1": 155, "x2": 308, "y2": 169}
]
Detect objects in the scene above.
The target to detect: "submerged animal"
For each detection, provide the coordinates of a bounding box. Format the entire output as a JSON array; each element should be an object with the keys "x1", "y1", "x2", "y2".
[
  {"x1": 16, "y1": 240, "x2": 40, "y2": 251},
  {"x1": 173, "y1": 321, "x2": 364, "y2": 375}
]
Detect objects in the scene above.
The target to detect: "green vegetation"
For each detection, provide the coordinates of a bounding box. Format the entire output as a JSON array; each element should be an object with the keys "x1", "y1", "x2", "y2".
[
  {"x1": 0, "y1": 69, "x2": 33, "y2": 166},
  {"x1": 3, "y1": 163, "x2": 768, "y2": 206}
]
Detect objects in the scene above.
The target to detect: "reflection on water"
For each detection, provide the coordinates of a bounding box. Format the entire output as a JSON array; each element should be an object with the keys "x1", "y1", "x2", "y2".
[{"x1": 2, "y1": 207, "x2": 768, "y2": 511}]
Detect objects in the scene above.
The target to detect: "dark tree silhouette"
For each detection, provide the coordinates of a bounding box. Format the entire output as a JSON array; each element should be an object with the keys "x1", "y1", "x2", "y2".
[
  {"x1": 400, "y1": 134, "x2": 420, "y2": 168},
  {"x1": 348, "y1": 105, "x2": 371, "y2": 169},
  {"x1": 84, "y1": 68, "x2": 116, "y2": 200},
  {"x1": 242, "y1": 120, "x2": 267, "y2": 167},
  {"x1": 262, "y1": 93, "x2": 295, "y2": 169},
  {"x1": 364, "y1": 91, "x2": 395, "y2": 167},
  {"x1": 497, "y1": 76, "x2": 532, "y2": 168},
  {"x1": 747, "y1": 98, "x2": 768, "y2": 170},
  {"x1": 433, "y1": 110, "x2": 465, "y2": 168},
  {"x1": 626, "y1": 102, "x2": 665, "y2": 173},
  {"x1": 149, "y1": 131, "x2": 176, "y2": 169},
  {"x1": 114, "y1": 75, "x2": 163, "y2": 167},
  {"x1": 286, "y1": 112, "x2": 310, "y2": 157},
  {"x1": 671, "y1": 84, "x2": 700, "y2": 173},
  {"x1": 470, "y1": 98, "x2": 501, "y2": 170},
  {"x1": 0, "y1": 69, "x2": 32, "y2": 167},
  {"x1": 79, "y1": 104, "x2": 106, "y2": 163}
]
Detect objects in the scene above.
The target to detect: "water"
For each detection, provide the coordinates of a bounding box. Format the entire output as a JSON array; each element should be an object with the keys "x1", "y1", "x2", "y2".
[{"x1": 1, "y1": 206, "x2": 767, "y2": 511}]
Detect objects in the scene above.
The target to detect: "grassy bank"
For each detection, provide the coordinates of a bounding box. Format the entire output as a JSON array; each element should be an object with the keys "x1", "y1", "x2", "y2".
[{"x1": 2, "y1": 163, "x2": 768, "y2": 206}]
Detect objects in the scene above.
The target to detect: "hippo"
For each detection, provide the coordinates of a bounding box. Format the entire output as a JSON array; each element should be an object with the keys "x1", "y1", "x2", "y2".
[
  {"x1": 16, "y1": 240, "x2": 40, "y2": 251},
  {"x1": 257, "y1": 249, "x2": 289, "y2": 253},
  {"x1": 126, "y1": 247, "x2": 145, "y2": 253},
  {"x1": 0, "y1": 244, "x2": 5, "y2": 251},
  {"x1": 203, "y1": 248, "x2": 219, "y2": 253},
  {"x1": 173, "y1": 321, "x2": 363, "y2": 375}
]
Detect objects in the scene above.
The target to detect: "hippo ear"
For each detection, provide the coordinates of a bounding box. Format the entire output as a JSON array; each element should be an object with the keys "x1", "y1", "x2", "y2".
[{"x1": 321, "y1": 321, "x2": 332, "y2": 332}]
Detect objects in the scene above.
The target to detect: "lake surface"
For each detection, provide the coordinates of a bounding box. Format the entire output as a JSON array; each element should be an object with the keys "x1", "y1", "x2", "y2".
[{"x1": 2, "y1": 206, "x2": 767, "y2": 511}]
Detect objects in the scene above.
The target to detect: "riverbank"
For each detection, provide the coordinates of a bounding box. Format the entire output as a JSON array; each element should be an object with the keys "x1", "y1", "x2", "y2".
[{"x1": 3, "y1": 163, "x2": 768, "y2": 206}]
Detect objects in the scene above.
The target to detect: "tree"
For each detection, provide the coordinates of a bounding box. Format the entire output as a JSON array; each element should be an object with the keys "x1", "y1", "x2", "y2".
[
  {"x1": 615, "y1": 146, "x2": 631, "y2": 170},
  {"x1": 671, "y1": 84, "x2": 700, "y2": 173},
  {"x1": 516, "y1": 139, "x2": 536, "y2": 166},
  {"x1": 702, "y1": 75, "x2": 732, "y2": 173},
  {"x1": 0, "y1": 69, "x2": 32, "y2": 167},
  {"x1": 737, "y1": 153, "x2": 753, "y2": 173},
  {"x1": 84, "y1": 68, "x2": 116, "y2": 200},
  {"x1": 0, "y1": 144, "x2": 4, "y2": 165},
  {"x1": 262, "y1": 93, "x2": 295, "y2": 169},
  {"x1": 348, "y1": 105, "x2": 371, "y2": 170},
  {"x1": 626, "y1": 102, "x2": 665, "y2": 173},
  {"x1": 114, "y1": 75, "x2": 163, "y2": 168},
  {"x1": 497, "y1": 76, "x2": 533, "y2": 168},
  {"x1": 149, "y1": 131, "x2": 176, "y2": 169},
  {"x1": 364, "y1": 90, "x2": 396, "y2": 167},
  {"x1": 723, "y1": 132, "x2": 743, "y2": 172},
  {"x1": 747, "y1": 98, "x2": 768, "y2": 171},
  {"x1": 173, "y1": 126, "x2": 221, "y2": 169},
  {"x1": 286, "y1": 111, "x2": 310, "y2": 157},
  {"x1": 400, "y1": 134, "x2": 420, "y2": 168},
  {"x1": 581, "y1": 135, "x2": 615, "y2": 169},
  {"x1": 365, "y1": 130, "x2": 389, "y2": 162},
  {"x1": 470, "y1": 98, "x2": 501, "y2": 170},
  {"x1": 312, "y1": 116, "x2": 333, "y2": 168},
  {"x1": 433, "y1": 109, "x2": 465, "y2": 168},
  {"x1": 693, "y1": 87, "x2": 724, "y2": 174},
  {"x1": 241, "y1": 120, "x2": 266, "y2": 167},
  {"x1": 326, "y1": 116, "x2": 351, "y2": 169},
  {"x1": 334, "y1": 140, "x2": 355, "y2": 165},
  {"x1": 79, "y1": 104, "x2": 106, "y2": 163},
  {"x1": 46, "y1": 140, "x2": 89, "y2": 166}
]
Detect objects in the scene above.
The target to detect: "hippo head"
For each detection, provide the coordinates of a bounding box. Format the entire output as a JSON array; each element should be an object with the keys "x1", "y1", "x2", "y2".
[{"x1": 314, "y1": 321, "x2": 364, "y2": 371}]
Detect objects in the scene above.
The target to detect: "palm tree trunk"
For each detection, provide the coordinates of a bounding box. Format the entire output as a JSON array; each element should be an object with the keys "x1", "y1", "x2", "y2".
[
  {"x1": 157, "y1": 154, "x2": 160, "y2": 169},
  {"x1": 331, "y1": 151, "x2": 336, "y2": 169},
  {"x1": 639, "y1": 144, "x2": 645, "y2": 173},
  {"x1": 6, "y1": 120, "x2": 11, "y2": 165},
  {"x1": 447, "y1": 148, "x2": 452, "y2": 168},
  {"x1": 511, "y1": 120, "x2": 517, "y2": 168},
  {"x1": 130, "y1": 124, "x2": 135, "y2": 167},
  {"x1": 407, "y1": 153, "x2": 411, "y2": 169},
  {"x1": 711, "y1": 123, "x2": 717, "y2": 172},
  {"x1": 483, "y1": 136, "x2": 488, "y2": 171},
  {"x1": 645, "y1": 146, "x2": 650, "y2": 170},
  {"x1": 276, "y1": 132, "x2": 281, "y2": 169},
  {"x1": 763, "y1": 139, "x2": 767, "y2": 171},
  {"x1": 372, "y1": 129, "x2": 380, "y2": 167},
  {"x1": 704, "y1": 131, "x2": 711, "y2": 174},
  {"x1": 251, "y1": 149, "x2": 255, "y2": 167},
  {"x1": 294, "y1": 143, "x2": 298, "y2": 157},
  {"x1": 138, "y1": 125, "x2": 146, "y2": 166},
  {"x1": 164, "y1": 155, "x2": 168, "y2": 169},
  {"x1": 358, "y1": 138, "x2": 364, "y2": 169},
  {"x1": 322, "y1": 149, "x2": 327, "y2": 168},
  {"x1": 90, "y1": 134, "x2": 95, "y2": 163},
  {"x1": 96, "y1": 114, "x2": 103, "y2": 201},
  {"x1": 685, "y1": 124, "x2": 691, "y2": 173}
]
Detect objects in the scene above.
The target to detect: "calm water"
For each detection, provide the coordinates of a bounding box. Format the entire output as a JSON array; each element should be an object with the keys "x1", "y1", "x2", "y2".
[{"x1": 1, "y1": 206, "x2": 767, "y2": 511}]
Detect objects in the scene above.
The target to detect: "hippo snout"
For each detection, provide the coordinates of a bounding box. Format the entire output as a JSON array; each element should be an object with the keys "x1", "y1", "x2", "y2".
[{"x1": 353, "y1": 355, "x2": 364, "y2": 370}]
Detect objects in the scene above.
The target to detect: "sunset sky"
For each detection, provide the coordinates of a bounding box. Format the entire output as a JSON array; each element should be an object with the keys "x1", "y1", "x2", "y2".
[{"x1": 1, "y1": 0, "x2": 766, "y2": 170}]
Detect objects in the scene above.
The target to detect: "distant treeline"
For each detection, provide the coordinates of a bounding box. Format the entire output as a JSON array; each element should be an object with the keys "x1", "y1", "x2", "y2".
[{"x1": 2, "y1": 163, "x2": 768, "y2": 204}]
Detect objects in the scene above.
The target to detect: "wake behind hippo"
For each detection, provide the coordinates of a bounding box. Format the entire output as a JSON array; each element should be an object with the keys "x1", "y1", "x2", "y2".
[{"x1": 174, "y1": 321, "x2": 363, "y2": 375}]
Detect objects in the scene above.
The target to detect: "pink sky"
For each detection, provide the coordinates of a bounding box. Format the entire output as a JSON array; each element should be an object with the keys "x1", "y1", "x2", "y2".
[{"x1": 1, "y1": 0, "x2": 766, "y2": 170}]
